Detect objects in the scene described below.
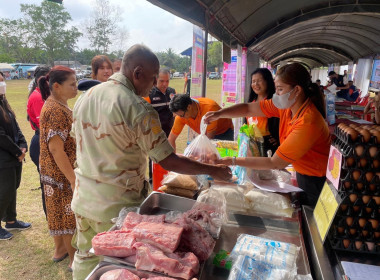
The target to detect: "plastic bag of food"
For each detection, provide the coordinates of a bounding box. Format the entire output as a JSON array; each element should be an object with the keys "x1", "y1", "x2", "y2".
[
  {"x1": 158, "y1": 185, "x2": 196, "y2": 198},
  {"x1": 228, "y1": 255, "x2": 294, "y2": 280},
  {"x1": 245, "y1": 189, "x2": 294, "y2": 218},
  {"x1": 192, "y1": 187, "x2": 228, "y2": 238},
  {"x1": 199, "y1": 184, "x2": 250, "y2": 213},
  {"x1": 184, "y1": 116, "x2": 220, "y2": 164},
  {"x1": 161, "y1": 172, "x2": 198, "y2": 190},
  {"x1": 230, "y1": 234, "x2": 300, "y2": 272}
]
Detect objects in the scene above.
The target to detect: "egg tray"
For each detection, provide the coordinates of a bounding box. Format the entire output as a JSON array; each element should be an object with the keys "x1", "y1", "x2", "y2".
[
  {"x1": 335, "y1": 141, "x2": 379, "y2": 161},
  {"x1": 334, "y1": 126, "x2": 379, "y2": 147},
  {"x1": 340, "y1": 153, "x2": 380, "y2": 172},
  {"x1": 328, "y1": 235, "x2": 380, "y2": 255},
  {"x1": 333, "y1": 213, "x2": 380, "y2": 232},
  {"x1": 338, "y1": 192, "x2": 380, "y2": 210},
  {"x1": 338, "y1": 169, "x2": 380, "y2": 194}
]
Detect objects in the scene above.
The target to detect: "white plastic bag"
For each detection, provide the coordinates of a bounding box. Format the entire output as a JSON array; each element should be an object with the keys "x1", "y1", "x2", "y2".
[
  {"x1": 228, "y1": 255, "x2": 294, "y2": 280},
  {"x1": 184, "y1": 116, "x2": 220, "y2": 164},
  {"x1": 245, "y1": 189, "x2": 294, "y2": 218},
  {"x1": 230, "y1": 234, "x2": 300, "y2": 272}
]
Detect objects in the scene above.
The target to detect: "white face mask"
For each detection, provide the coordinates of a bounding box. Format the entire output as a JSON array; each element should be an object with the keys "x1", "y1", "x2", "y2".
[
  {"x1": 272, "y1": 88, "x2": 296, "y2": 109},
  {"x1": 0, "y1": 82, "x2": 6, "y2": 96}
]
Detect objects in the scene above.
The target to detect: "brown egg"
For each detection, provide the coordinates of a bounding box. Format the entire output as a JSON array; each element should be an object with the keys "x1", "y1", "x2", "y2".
[
  {"x1": 356, "y1": 183, "x2": 364, "y2": 191},
  {"x1": 349, "y1": 228, "x2": 357, "y2": 235},
  {"x1": 346, "y1": 128, "x2": 359, "y2": 141},
  {"x1": 355, "y1": 241, "x2": 362, "y2": 250},
  {"x1": 355, "y1": 145, "x2": 364, "y2": 156},
  {"x1": 349, "y1": 123, "x2": 358, "y2": 129},
  {"x1": 359, "y1": 158, "x2": 368, "y2": 167},
  {"x1": 344, "y1": 181, "x2": 351, "y2": 189},
  {"x1": 362, "y1": 230, "x2": 369, "y2": 237},
  {"x1": 362, "y1": 195, "x2": 371, "y2": 204},
  {"x1": 369, "y1": 219, "x2": 379, "y2": 229},
  {"x1": 369, "y1": 184, "x2": 376, "y2": 191},
  {"x1": 346, "y1": 157, "x2": 355, "y2": 167},
  {"x1": 359, "y1": 218, "x2": 367, "y2": 228},
  {"x1": 373, "y1": 196, "x2": 380, "y2": 205},
  {"x1": 363, "y1": 125, "x2": 373, "y2": 130},
  {"x1": 370, "y1": 130, "x2": 380, "y2": 143},
  {"x1": 373, "y1": 160, "x2": 380, "y2": 169},
  {"x1": 346, "y1": 217, "x2": 354, "y2": 226},
  {"x1": 349, "y1": 193, "x2": 358, "y2": 203},
  {"x1": 343, "y1": 239, "x2": 350, "y2": 248},
  {"x1": 341, "y1": 204, "x2": 348, "y2": 211},
  {"x1": 375, "y1": 232, "x2": 380, "y2": 239},
  {"x1": 366, "y1": 242, "x2": 375, "y2": 251},
  {"x1": 376, "y1": 126, "x2": 380, "y2": 131},
  {"x1": 352, "y1": 170, "x2": 361, "y2": 181},
  {"x1": 366, "y1": 207, "x2": 372, "y2": 213},
  {"x1": 366, "y1": 172, "x2": 374, "y2": 182},
  {"x1": 337, "y1": 226, "x2": 345, "y2": 234},
  {"x1": 369, "y1": 146, "x2": 378, "y2": 158},
  {"x1": 359, "y1": 129, "x2": 371, "y2": 142},
  {"x1": 353, "y1": 206, "x2": 360, "y2": 212}
]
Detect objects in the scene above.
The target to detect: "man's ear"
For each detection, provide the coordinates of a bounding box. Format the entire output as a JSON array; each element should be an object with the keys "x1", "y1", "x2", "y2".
[{"x1": 133, "y1": 66, "x2": 143, "y2": 80}]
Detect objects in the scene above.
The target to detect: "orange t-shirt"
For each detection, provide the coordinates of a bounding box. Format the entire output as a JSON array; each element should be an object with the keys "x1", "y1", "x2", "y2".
[
  {"x1": 260, "y1": 99, "x2": 331, "y2": 177},
  {"x1": 247, "y1": 100, "x2": 269, "y2": 136},
  {"x1": 171, "y1": 98, "x2": 233, "y2": 136}
]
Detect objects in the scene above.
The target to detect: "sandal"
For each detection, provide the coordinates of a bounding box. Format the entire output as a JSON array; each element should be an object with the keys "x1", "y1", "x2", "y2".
[{"x1": 52, "y1": 253, "x2": 69, "y2": 262}]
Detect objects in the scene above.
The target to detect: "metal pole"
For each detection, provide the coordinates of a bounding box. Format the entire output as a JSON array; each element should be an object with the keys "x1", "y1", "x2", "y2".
[{"x1": 202, "y1": 28, "x2": 208, "y2": 97}]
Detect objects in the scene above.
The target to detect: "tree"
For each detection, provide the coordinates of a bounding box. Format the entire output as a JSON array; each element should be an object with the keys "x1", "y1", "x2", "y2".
[
  {"x1": 207, "y1": 41, "x2": 222, "y2": 72},
  {"x1": 85, "y1": 0, "x2": 128, "y2": 53},
  {"x1": 20, "y1": 1, "x2": 81, "y2": 65}
]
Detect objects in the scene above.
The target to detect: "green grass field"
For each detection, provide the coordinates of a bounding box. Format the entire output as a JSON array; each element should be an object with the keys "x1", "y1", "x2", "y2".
[{"x1": 0, "y1": 77, "x2": 222, "y2": 280}]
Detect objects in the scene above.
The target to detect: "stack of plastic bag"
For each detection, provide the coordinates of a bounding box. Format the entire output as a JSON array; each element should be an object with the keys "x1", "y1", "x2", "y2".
[{"x1": 228, "y1": 234, "x2": 300, "y2": 280}]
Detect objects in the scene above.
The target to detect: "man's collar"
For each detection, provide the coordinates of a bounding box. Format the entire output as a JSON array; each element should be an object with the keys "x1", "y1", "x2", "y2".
[{"x1": 108, "y1": 72, "x2": 137, "y2": 93}]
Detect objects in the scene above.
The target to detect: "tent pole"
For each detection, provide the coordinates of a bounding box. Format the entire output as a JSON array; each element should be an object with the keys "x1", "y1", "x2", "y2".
[{"x1": 202, "y1": 28, "x2": 208, "y2": 97}]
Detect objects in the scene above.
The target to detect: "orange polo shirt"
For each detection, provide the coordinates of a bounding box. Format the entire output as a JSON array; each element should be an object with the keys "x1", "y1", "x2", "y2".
[
  {"x1": 247, "y1": 100, "x2": 270, "y2": 137},
  {"x1": 171, "y1": 98, "x2": 233, "y2": 136},
  {"x1": 260, "y1": 99, "x2": 330, "y2": 177}
]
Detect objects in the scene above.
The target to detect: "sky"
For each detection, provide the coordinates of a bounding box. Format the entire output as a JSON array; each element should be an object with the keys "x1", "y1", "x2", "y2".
[{"x1": 0, "y1": 0, "x2": 194, "y2": 54}]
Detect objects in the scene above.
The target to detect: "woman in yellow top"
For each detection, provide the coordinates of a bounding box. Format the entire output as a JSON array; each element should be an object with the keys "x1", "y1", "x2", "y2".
[
  {"x1": 205, "y1": 63, "x2": 331, "y2": 207},
  {"x1": 247, "y1": 68, "x2": 280, "y2": 155}
]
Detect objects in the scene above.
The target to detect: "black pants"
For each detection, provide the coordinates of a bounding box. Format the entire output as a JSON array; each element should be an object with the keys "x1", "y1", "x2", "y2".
[
  {"x1": 30, "y1": 132, "x2": 47, "y2": 217},
  {"x1": 296, "y1": 172, "x2": 326, "y2": 208},
  {"x1": 0, "y1": 165, "x2": 22, "y2": 224}
]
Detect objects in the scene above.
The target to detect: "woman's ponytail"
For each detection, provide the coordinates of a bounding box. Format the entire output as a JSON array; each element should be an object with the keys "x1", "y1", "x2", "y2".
[
  {"x1": 38, "y1": 76, "x2": 51, "y2": 101},
  {"x1": 306, "y1": 82, "x2": 326, "y2": 118}
]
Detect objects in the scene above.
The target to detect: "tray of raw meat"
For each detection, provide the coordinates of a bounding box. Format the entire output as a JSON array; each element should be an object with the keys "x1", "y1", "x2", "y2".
[{"x1": 90, "y1": 192, "x2": 222, "y2": 280}]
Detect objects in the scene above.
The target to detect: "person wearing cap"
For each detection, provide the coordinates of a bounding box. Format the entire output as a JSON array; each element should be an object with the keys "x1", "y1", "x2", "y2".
[
  {"x1": 205, "y1": 63, "x2": 331, "y2": 208},
  {"x1": 0, "y1": 71, "x2": 31, "y2": 241},
  {"x1": 70, "y1": 44, "x2": 232, "y2": 279},
  {"x1": 27, "y1": 65, "x2": 51, "y2": 216}
]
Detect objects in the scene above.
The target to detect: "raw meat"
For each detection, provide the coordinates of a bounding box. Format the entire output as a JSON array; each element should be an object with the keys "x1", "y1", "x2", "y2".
[
  {"x1": 132, "y1": 222, "x2": 183, "y2": 253},
  {"x1": 134, "y1": 242, "x2": 199, "y2": 280},
  {"x1": 99, "y1": 268, "x2": 140, "y2": 280},
  {"x1": 141, "y1": 277, "x2": 177, "y2": 280},
  {"x1": 92, "y1": 230, "x2": 136, "y2": 257},
  {"x1": 123, "y1": 212, "x2": 165, "y2": 230},
  {"x1": 173, "y1": 216, "x2": 215, "y2": 261}
]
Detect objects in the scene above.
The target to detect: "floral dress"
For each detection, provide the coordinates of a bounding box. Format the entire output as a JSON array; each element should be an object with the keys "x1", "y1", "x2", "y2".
[{"x1": 39, "y1": 98, "x2": 76, "y2": 236}]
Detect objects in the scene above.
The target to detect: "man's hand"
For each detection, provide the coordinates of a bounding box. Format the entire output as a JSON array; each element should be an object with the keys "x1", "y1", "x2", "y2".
[
  {"x1": 18, "y1": 150, "x2": 26, "y2": 162},
  {"x1": 209, "y1": 164, "x2": 232, "y2": 181},
  {"x1": 204, "y1": 111, "x2": 220, "y2": 124}
]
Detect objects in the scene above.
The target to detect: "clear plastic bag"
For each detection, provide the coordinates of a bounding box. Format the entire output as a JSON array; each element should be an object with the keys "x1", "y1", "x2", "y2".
[
  {"x1": 244, "y1": 188, "x2": 294, "y2": 218},
  {"x1": 192, "y1": 187, "x2": 228, "y2": 238},
  {"x1": 230, "y1": 234, "x2": 300, "y2": 272},
  {"x1": 228, "y1": 255, "x2": 294, "y2": 280},
  {"x1": 184, "y1": 116, "x2": 220, "y2": 164},
  {"x1": 113, "y1": 207, "x2": 140, "y2": 230}
]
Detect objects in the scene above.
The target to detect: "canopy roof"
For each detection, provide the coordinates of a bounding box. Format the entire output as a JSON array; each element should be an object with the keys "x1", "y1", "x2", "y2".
[{"x1": 147, "y1": 0, "x2": 380, "y2": 68}]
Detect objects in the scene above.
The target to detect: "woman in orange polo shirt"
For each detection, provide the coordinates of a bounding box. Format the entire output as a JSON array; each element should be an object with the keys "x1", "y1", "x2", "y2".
[
  {"x1": 205, "y1": 63, "x2": 330, "y2": 207},
  {"x1": 247, "y1": 68, "x2": 280, "y2": 155}
]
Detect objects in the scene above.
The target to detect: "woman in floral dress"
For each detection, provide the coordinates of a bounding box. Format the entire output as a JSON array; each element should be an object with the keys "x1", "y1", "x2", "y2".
[{"x1": 39, "y1": 66, "x2": 77, "y2": 270}]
